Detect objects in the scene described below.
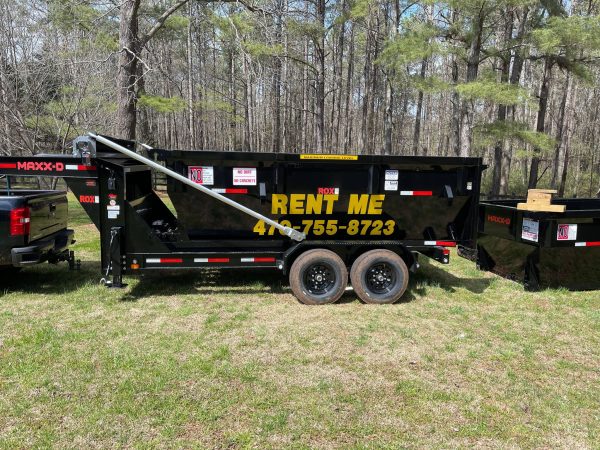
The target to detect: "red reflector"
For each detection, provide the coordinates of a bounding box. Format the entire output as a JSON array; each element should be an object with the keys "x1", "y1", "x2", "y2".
[
  {"x1": 0, "y1": 163, "x2": 16, "y2": 169},
  {"x1": 161, "y1": 258, "x2": 182, "y2": 263},
  {"x1": 78, "y1": 165, "x2": 96, "y2": 171},
  {"x1": 413, "y1": 191, "x2": 433, "y2": 196},
  {"x1": 586, "y1": 242, "x2": 600, "y2": 247},
  {"x1": 436, "y1": 241, "x2": 456, "y2": 247},
  {"x1": 226, "y1": 188, "x2": 247, "y2": 194},
  {"x1": 10, "y1": 207, "x2": 31, "y2": 236},
  {"x1": 208, "y1": 258, "x2": 229, "y2": 263},
  {"x1": 254, "y1": 257, "x2": 276, "y2": 263},
  {"x1": 443, "y1": 249, "x2": 450, "y2": 256}
]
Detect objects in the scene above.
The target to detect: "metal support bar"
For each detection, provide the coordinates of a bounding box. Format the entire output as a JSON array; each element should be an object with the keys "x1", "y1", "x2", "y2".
[{"x1": 89, "y1": 133, "x2": 306, "y2": 242}]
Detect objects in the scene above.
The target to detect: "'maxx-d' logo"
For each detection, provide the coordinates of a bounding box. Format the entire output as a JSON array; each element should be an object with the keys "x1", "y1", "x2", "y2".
[{"x1": 17, "y1": 161, "x2": 64, "y2": 171}]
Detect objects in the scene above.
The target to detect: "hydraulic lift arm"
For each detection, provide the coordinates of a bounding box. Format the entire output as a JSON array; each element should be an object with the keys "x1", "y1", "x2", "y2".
[{"x1": 88, "y1": 133, "x2": 306, "y2": 242}]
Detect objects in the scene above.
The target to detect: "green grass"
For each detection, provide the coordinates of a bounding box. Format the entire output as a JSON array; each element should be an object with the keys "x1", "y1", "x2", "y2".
[{"x1": 0, "y1": 194, "x2": 599, "y2": 448}]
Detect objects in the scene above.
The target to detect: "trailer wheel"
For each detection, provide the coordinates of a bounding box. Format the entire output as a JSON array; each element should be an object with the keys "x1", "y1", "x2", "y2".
[
  {"x1": 350, "y1": 250, "x2": 409, "y2": 304},
  {"x1": 289, "y1": 249, "x2": 348, "y2": 305}
]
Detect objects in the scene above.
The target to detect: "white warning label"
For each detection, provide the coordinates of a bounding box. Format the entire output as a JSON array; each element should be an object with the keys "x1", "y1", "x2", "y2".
[
  {"x1": 385, "y1": 170, "x2": 399, "y2": 180},
  {"x1": 233, "y1": 168, "x2": 257, "y2": 186},
  {"x1": 188, "y1": 166, "x2": 214, "y2": 185},
  {"x1": 522, "y1": 218, "x2": 539, "y2": 243},
  {"x1": 384, "y1": 180, "x2": 398, "y2": 191},
  {"x1": 557, "y1": 224, "x2": 578, "y2": 241}
]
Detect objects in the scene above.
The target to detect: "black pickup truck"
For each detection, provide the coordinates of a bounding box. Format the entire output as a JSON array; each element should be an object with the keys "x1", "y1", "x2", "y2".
[{"x1": 0, "y1": 188, "x2": 75, "y2": 271}]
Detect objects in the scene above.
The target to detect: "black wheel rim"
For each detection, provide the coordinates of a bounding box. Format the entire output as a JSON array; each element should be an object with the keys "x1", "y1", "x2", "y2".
[
  {"x1": 365, "y1": 262, "x2": 397, "y2": 295},
  {"x1": 303, "y1": 263, "x2": 336, "y2": 296}
]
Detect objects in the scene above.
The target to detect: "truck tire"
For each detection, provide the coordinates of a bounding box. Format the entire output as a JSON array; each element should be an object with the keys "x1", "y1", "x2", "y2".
[
  {"x1": 350, "y1": 249, "x2": 409, "y2": 304},
  {"x1": 289, "y1": 249, "x2": 348, "y2": 305}
]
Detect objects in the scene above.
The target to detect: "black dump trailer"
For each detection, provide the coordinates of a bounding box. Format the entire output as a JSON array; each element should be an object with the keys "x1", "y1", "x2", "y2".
[
  {"x1": 476, "y1": 199, "x2": 600, "y2": 291},
  {"x1": 0, "y1": 134, "x2": 484, "y2": 304}
]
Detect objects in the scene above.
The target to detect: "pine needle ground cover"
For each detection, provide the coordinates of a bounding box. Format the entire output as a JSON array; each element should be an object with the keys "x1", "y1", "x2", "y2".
[{"x1": 0, "y1": 196, "x2": 598, "y2": 448}]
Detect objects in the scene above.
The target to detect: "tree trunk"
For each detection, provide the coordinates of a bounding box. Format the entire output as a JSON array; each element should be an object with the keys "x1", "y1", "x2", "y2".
[
  {"x1": 344, "y1": 23, "x2": 355, "y2": 152},
  {"x1": 186, "y1": 1, "x2": 196, "y2": 149},
  {"x1": 499, "y1": 7, "x2": 529, "y2": 195},
  {"x1": 116, "y1": 0, "x2": 141, "y2": 139},
  {"x1": 528, "y1": 57, "x2": 553, "y2": 189},
  {"x1": 459, "y1": 11, "x2": 484, "y2": 157},
  {"x1": 361, "y1": 12, "x2": 373, "y2": 152},
  {"x1": 271, "y1": 0, "x2": 283, "y2": 152},
  {"x1": 384, "y1": 79, "x2": 393, "y2": 155},
  {"x1": 451, "y1": 55, "x2": 460, "y2": 156},
  {"x1": 242, "y1": 54, "x2": 252, "y2": 151},
  {"x1": 412, "y1": 57, "x2": 427, "y2": 155},
  {"x1": 552, "y1": 73, "x2": 572, "y2": 189},
  {"x1": 491, "y1": 11, "x2": 514, "y2": 196},
  {"x1": 227, "y1": 48, "x2": 236, "y2": 150},
  {"x1": 333, "y1": 2, "x2": 346, "y2": 151},
  {"x1": 315, "y1": 0, "x2": 326, "y2": 152},
  {"x1": 0, "y1": 56, "x2": 11, "y2": 154}
]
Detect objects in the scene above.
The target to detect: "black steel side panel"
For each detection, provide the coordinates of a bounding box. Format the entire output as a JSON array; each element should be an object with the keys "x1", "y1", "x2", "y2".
[{"x1": 150, "y1": 149, "x2": 484, "y2": 251}]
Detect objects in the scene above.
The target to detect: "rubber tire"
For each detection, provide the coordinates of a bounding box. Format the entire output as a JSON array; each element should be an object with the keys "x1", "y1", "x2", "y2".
[
  {"x1": 350, "y1": 249, "x2": 409, "y2": 304},
  {"x1": 289, "y1": 249, "x2": 348, "y2": 305}
]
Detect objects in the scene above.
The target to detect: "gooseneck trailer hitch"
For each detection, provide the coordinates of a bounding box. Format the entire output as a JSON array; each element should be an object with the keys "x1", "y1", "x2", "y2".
[{"x1": 88, "y1": 133, "x2": 306, "y2": 242}]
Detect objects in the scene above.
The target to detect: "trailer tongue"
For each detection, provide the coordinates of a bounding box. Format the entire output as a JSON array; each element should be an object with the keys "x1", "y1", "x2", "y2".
[{"x1": 0, "y1": 134, "x2": 485, "y2": 304}]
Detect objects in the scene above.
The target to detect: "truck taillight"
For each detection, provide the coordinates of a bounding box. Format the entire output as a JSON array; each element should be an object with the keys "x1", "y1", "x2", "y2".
[{"x1": 10, "y1": 206, "x2": 31, "y2": 236}]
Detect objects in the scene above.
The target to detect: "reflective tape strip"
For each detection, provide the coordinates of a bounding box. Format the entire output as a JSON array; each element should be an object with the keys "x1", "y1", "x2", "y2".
[
  {"x1": 575, "y1": 242, "x2": 600, "y2": 247},
  {"x1": 66, "y1": 164, "x2": 96, "y2": 171},
  {"x1": 211, "y1": 188, "x2": 248, "y2": 194},
  {"x1": 194, "y1": 258, "x2": 230, "y2": 263},
  {"x1": 400, "y1": 190, "x2": 433, "y2": 196},
  {"x1": 0, "y1": 163, "x2": 16, "y2": 169},
  {"x1": 424, "y1": 241, "x2": 456, "y2": 247},
  {"x1": 146, "y1": 258, "x2": 182, "y2": 264},
  {"x1": 241, "y1": 257, "x2": 276, "y2": 263}
]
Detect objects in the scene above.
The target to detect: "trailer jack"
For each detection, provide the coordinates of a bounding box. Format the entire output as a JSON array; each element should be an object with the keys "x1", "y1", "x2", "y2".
[{"x1": 102, "y1": 227, "x2": 127, "y2": 289}]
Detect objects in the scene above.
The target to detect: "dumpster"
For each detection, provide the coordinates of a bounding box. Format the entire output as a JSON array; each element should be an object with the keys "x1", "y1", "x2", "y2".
[
  {"x1": 0, "y1": 134, "x2": 486, "y2": 304},
  {"x1": 476, "y1": 198, "x2": 600, "y2": 290},
  {"x1": 150, "y1": 149, "x2": 484, "y2": 246}
]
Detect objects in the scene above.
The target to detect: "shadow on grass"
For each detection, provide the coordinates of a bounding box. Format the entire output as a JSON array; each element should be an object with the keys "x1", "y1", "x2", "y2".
[
  {"x1": 410, "y1": 258, "x2": 493, "y2": 296},
  {"x1": 0, "y1": 261, "x2": 101, "y2": 296},
  {"x1": 123, "y1": 269, "x2": 289, "y2": 301},
  {"x1": 0, "y1": 256, "x2": 492, "y2": 302}
]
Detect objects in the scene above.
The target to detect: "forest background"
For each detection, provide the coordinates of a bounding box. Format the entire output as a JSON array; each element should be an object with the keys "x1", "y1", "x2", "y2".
[{"x1": 1, "y1": 0, "x2": 600, "y2": 196}]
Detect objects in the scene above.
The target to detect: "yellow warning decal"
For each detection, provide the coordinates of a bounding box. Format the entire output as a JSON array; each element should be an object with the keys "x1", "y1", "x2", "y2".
[{"x1": 300, "y1": 154, "x2": 358, "y2": 161}]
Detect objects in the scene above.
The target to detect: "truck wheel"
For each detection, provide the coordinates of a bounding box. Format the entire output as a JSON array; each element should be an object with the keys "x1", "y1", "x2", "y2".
[
  {"x1": 350, "y1": 249, "x2": 409, "y2": 304},
  {"x1": 289, "y1": 249, "x2": 348, "y2": 305}
]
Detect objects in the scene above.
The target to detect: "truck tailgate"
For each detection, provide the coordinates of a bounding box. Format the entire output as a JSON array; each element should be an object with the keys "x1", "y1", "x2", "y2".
[{"x1": 28, "y1": 193, "x2": 68, "y2": 242}]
